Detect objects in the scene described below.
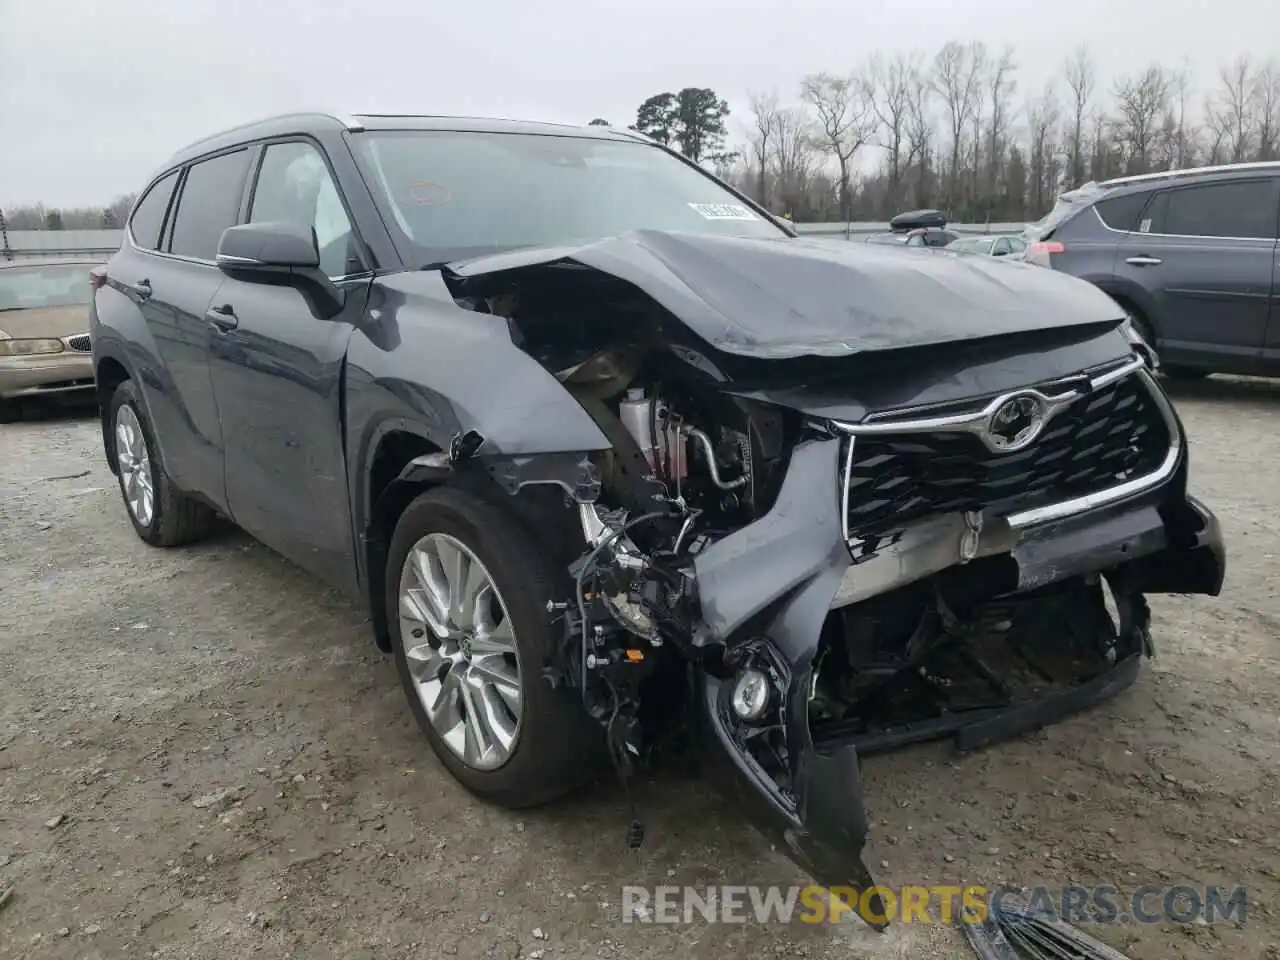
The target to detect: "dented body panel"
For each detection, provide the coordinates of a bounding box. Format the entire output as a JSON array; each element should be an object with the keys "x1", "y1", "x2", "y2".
[
  {"x1": 342, "y1": 232, "x2": 1225, "y2": 907},
  {"x1": 444, "y1": 230, "x2": 1129, "y2": 359}
]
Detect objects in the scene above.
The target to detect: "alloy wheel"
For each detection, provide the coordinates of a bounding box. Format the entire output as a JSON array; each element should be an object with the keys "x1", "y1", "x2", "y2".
[
  {"x1": 115, "y1": 405, "x2": 155, "y2": 528},
  {"x1": 397, "y1": 532, "x2": 523, "y2": 770}
]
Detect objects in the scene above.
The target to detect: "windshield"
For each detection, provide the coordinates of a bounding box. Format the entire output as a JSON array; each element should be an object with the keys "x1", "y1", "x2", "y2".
[
  {"x1": 0, "y1": 264, "x2": 91, "y2": 311},
  {"x1": 350, "y1": 130, "x2": 788, "y2": 265}
]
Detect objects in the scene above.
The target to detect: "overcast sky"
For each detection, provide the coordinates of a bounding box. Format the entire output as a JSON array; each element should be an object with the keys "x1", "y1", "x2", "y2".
[{"x1": 0, "y1": 0, "x2": 1273, "y2": 208}]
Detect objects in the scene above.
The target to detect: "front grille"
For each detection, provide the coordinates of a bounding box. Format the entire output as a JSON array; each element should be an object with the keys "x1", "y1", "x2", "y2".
[
  {"x1": 64, "y1": 334, "x2": 91, "y2": 352},
  {"x1": 843, "y1": 373, "x2": 1171, "y2": 536}
]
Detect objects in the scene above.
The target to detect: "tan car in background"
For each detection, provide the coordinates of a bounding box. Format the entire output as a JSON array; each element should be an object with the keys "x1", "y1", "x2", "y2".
[{"x1": 0, "y1": 257, "x2": 100, "y2": 423}]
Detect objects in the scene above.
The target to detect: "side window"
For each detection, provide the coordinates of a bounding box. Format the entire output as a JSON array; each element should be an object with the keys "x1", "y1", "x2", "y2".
[
  {"x1": 1156, "y1": 180, "x2": 1279, "y2": 239},
  {"x1": 993, "y1": 237, "x2": 1011, "y2": 255},
  {"x1": 249, "y1": 141, "x2": 358, "y2": 277},
  {"x1": 1137, "y1": 192, "x2": 1166, "y2": 234},
  {"x1": 129, "y1": 171, "x2": 179, "y2": 250},
  {"x1": 168, "y1": 149, "x2": 252, "y2": 260},
  {"x1": 1007, "y1": 237, "x2": 1026, "y2": 253},
  {"x1": 1093, "y1": 190, "x2": 1152, "y2": 232}
]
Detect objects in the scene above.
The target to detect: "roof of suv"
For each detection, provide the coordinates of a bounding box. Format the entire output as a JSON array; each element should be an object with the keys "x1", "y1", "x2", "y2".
[
  {"x1": 1027, "y1": 160, "x2": 1280, "y2": 238},
  {"x1": 164, "y1": 111, "x2": 650, "y2": 169}
]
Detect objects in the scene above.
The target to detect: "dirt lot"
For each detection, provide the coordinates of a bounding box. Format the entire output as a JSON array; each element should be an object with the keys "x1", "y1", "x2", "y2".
[{"x1": 1, "y1": 378, "x2": 1278, "y2": 960}]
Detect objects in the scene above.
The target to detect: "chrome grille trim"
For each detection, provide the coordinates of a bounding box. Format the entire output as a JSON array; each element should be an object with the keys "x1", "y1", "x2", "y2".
[
  {"x1": 829, "y1": 354, "x2": 1146, "y2": 439},
  {"x1": 1006, "y1": 369, "x2": 1180, "y2": 528},
  {"x1": 836, "y1": 365, "x2": 1180, "y2": 544}
]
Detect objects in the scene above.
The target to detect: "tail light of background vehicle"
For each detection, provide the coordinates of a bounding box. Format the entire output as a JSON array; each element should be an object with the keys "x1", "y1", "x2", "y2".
[
  {"x1": 1028, "y1": 240, "x2": 1065, "y2": 256},
  {"x1": 89, "y1": 267, "x2": 107, "y2": 290}
]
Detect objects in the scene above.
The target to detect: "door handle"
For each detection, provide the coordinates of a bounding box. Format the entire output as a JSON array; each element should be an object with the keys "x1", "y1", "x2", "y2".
[
  {"x1": 1125, "y1": 256, "x2": 1162, "y2": 266},
  {"x1": 206, "y1": 303, "x2": 238, "y2": 332},
  {"x1": 133, "y1": 278, "x2": 152, "y2": 300}
]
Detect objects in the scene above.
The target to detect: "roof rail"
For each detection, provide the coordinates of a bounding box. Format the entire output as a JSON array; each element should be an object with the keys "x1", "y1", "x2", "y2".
[
  {"x1": 171, "y1": 111, "x2": 363, "y2": 156},
  {"x1": 348, "y1": 112, "x2": 585, "y2": 131},
  {"x1": 1100, "y1": 160, "x2": 1280, "y2": 188}
]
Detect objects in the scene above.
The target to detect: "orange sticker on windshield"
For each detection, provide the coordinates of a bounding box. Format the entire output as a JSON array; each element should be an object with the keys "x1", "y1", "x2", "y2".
[{"x1": 409, "y1": 181, "x2": 451, "y2": 205}]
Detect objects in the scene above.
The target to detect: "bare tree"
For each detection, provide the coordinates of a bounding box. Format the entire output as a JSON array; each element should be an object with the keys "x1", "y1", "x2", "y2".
[
  {"x1": 1025, "y1": 83, "x2": 1061, "y2": 214},
  {"x1": 984, "y1": 46, "x2": 1017, "y2": 206},
  {"x1": 904, "y1": 67, "x2": 935, "y2": 207},
  {"x1": 1169, "y1": 59, "x2": 1197, "y2": 167},
  {"x1": 747, "y1": 90, "x2": 781, "y2": 207},
  {"x1": 770, "y1": 106, "x2": 819, "y2": 218},
  {"x1": 801, "y1": 70, "x2": 876, "y2": 223},
  {"x1": 870, "y1": 52, "x2": 922, "y2": 213},
  {"x1": 1213, "y1": 55, "x2": 1256, "y2": 162},
  {"x1": 1112, "y1": 65, "x2": 1170, "y2": 173},
  {"x1": 932, "y1": 40, "x2": 986, "y2": 210},
  {"x1": 1253, "y1": 59, "x2": 1280, "y2": 160},
  {"x1": 1062, "y1": 43, "x2": 1094, "y2": 186}
]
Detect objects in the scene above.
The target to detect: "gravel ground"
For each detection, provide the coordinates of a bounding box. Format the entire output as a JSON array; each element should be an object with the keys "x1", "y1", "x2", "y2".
[{"x1": 1, "y1": 378, "x2": 1278, "y2": 960}]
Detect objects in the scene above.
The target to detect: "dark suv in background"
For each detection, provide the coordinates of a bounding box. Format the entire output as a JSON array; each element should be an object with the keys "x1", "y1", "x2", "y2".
[{"x1": 1023, "y1": 162, "x2": 1280, "y2": 378}]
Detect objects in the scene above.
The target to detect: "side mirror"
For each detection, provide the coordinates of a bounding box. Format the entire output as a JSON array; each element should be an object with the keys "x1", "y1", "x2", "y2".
[
  {"x1": 216, "y1": 221, "x2": 320, "y2": 272},
  {"x1": 215, "y1": 221, "x2": 344, "y2": 319}
]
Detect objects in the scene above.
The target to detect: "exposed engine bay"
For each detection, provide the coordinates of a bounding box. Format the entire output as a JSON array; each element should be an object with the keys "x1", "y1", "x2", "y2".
[
  {"x1": 441, "y1": 248, "x2": 1225, "y2": 921},
  {"x1": 454, "y1": 276, "x2": 1161, "y2": 764}
]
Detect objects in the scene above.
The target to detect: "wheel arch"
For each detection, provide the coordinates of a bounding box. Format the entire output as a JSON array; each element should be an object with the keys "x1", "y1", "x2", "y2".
[
  {"x1": 361, "y1": 427, "x2": 450, "y2": 652},
  {"x1": 358, "y1": 425, "x2": 603, "y2": 654},
  {"x1": 94, "y1": 349, "x2": 135, "y2": 476}
]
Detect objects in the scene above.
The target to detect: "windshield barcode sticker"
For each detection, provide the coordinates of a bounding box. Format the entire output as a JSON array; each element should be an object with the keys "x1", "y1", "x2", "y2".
[{"x1": 688, "y1": 202, "x2": 758, "y2": 221}]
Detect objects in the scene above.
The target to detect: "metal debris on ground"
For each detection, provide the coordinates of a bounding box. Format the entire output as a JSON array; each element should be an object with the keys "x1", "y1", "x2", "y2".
[{"x1": 960, "y1": 903, "x2": 1133, "y2": 959}]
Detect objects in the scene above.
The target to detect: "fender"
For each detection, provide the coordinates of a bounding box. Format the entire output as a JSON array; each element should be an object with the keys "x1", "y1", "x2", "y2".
[{"x1": 344, "y1": 270, "x2": 611, "y2": 536}]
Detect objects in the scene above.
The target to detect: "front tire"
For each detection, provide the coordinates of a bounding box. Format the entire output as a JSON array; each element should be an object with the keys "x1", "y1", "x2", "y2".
[
  {"x1": 386, "y1": 485, "x2": 600, "y2": 808},
  {"x1": 108, "y1": 380, "x2": 217, "y2": 546}
]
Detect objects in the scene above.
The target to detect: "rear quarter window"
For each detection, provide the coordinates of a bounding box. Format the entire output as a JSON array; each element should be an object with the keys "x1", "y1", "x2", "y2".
[
  {"x1": 129, "y1": 170, "x2": 179, "y2": 250},
  {"x1": 1092, "y1": 190, "x2": 1151, "y2": 232}
]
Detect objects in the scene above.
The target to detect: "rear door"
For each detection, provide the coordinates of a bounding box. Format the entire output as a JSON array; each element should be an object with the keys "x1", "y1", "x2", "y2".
[
  {"x1": 1115, "y1": 177, "x2": 1280, "y2": 371},
  {"x1": 122, "y1": 148, "x2": 252, "y2": 509},
  {"x1": 206, "y1": 138, "x2": 370, "y2": 592}
]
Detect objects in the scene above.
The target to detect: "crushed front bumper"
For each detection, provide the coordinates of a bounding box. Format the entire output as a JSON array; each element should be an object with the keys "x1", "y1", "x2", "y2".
[{"x1": 689, "y1": 433, "x2": 1225, "y2": 913}]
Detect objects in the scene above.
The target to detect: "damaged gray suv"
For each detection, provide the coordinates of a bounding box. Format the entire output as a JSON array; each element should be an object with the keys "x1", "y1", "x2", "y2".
[{"x1": 90, "y1": 112, "x2": 1226, "y2": 913}]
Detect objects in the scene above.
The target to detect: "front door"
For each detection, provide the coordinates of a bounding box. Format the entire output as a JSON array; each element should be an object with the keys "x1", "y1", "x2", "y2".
[
  {"x1": 206, "y1": 139, "x2": 371, "y2": 593},
  {"x1": 1115, "y1": 177, "x2": 1280, "y2": 372}
]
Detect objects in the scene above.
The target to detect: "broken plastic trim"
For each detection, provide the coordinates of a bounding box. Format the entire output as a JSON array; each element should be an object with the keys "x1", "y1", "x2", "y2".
[{"x1": 962, "y1": 902, "x2": 1135, "y2": 959}]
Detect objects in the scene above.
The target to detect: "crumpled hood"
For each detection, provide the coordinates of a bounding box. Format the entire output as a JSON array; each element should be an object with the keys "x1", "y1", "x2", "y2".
[
  {"x1": 0, "y1": 305, "x2": 88, "y2": 340},
  {"x1": 444, "y1": 230, "x2": 1126, "y2": 359}
]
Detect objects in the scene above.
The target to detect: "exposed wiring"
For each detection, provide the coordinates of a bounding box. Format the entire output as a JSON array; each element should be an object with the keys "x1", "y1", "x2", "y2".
[
  {"x1": 602, "y1": 673, "x2": 645, "y2": 850},
  {"x1": 573, "y1": 510, "x2": 669, "y2": 699}
]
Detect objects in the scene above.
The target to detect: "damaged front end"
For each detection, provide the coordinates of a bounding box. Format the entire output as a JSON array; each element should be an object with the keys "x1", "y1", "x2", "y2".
[{"x1": 438, "y1": 235, "x2": 1226, "y2": 924}]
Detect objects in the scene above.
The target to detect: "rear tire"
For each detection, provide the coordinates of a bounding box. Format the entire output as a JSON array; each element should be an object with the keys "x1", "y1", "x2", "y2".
[
  {"x1": 108, "y1": 380, "x2": 218, "y2": 546},
  {"x1": 386, "y1": 485, "x2": 601, "y2": 809}
]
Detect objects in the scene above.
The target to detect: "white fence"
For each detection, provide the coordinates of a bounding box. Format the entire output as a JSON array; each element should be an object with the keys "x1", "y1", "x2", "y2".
[{"x1": 3, "y1": 230, "x2": 125, "y2": 259}]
